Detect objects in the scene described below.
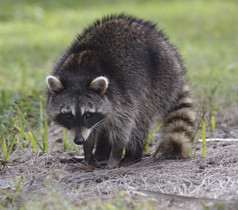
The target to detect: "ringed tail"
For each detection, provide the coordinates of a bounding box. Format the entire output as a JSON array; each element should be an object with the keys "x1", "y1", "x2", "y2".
[{"x1": 160, "y1": 84, "x2": 196, "y2": 158}]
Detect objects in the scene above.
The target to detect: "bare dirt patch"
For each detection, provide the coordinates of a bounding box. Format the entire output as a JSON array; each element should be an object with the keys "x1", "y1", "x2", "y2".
[{"x1": 1, "y1": 110, "x2": 238, "y2": 209}]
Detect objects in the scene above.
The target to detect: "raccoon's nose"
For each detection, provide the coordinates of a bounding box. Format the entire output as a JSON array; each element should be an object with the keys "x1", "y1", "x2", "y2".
[{"x1": 74, "y1": 135, "x2": 85, "y2": 145}]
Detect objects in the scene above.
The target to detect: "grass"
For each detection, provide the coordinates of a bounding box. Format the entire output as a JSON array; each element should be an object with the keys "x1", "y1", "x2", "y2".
[
  {"x1": 0, "y1": 183, "x2": 158, "y2": 210},
  {"x1": 0, "y1": 0, "x2": 238, "y2": 209},
  {"x1": 0, "y1": 0, "x2": 237, "y2": 109}
]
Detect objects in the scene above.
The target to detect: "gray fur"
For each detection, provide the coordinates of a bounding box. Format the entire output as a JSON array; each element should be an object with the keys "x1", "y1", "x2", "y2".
[{"x1": 46, "y1": 14, "x2": 196, "y2": 168}]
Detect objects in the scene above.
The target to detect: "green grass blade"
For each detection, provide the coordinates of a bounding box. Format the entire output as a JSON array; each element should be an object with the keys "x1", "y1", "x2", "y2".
[
  {"x1": 202, "y1": 121, "x2": 207, "y2": 157},
  {"x1": 16, "y1": 134, "x2": 22, "y2": 158},
  {"x1": 68, "y1": 132, "x2": 73, "y2": 151},
  {"x1": 204, "y1": 116, "x2": 212, "y2": 139},
  {"x1": 211, "y1": 114, "x2": 216, "y2": 132},
  {"x1": 192, "y1": 110, "x2": 207, "y2": 157},
  {"x1": 2, "y1": 137, "x2": 7, "y2": 159},
  {"x1": 193, "y1": 115, "x2": 204, "y2": 157},
  {"x1": 5, "y1": 135, "x2": 17, "y2": 161},
  {"x1": 15, "y1": 116, "x2": 28, "y2": 148},
  {"x1": 18, "y1": 116, "x2": 27, "y2": 140},
  {"x1": 2, "y1": 135, "x2": 17, "y2": 170},
  {"x1": 192, "y1": 111, "x2": 206, "y2": 143},
  {"x1": 194, "y1": 128, "x2": 203, "y2": 157},
  {"x1": 145, "y1": 142, "x2": 150, "y2": 155},
  {"x1": 22, "y1": 139, "x2": 27, "y2": 148},
  {"x1": 15, "y1": 103, "x2": 43, "y2": 151},
  {"x1": 42, "y1": 116, "x2": 48, "y2": 153},
  {"x1": 36, "y1": 101, "x2": 44, "y2": 138},
  {"x1": 28, "y1": 131, "x2": 38, "y2": 153},
  {"x1": 63, "y1": 129, "x2": 68, "y2": 150}
]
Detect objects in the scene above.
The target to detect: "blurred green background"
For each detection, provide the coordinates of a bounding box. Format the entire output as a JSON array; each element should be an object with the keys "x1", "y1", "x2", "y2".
[{"x1": 0, "y1": 0, "x2": 238, "y2": 120}]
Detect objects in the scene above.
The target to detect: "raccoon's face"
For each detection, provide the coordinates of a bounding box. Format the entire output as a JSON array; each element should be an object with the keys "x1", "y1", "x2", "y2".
[{"x1": 46, "y1": 75, "x2": 111, "y2": 145}]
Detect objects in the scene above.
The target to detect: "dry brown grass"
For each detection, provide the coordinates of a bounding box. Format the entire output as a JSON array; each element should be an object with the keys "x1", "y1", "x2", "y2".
[{"x1": 1, "y1": 128, "x2": 238, "y2": 209}]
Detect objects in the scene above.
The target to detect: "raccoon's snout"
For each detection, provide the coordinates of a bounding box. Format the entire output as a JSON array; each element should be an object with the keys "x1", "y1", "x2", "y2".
[{"x1": 74, "y1": 135, "x2": 85, "y2": 145}]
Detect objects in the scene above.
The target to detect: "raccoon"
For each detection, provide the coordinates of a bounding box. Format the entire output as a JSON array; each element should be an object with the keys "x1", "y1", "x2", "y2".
[{"x1": 46, "y1": 14, "x2": 196, "y2": 168}]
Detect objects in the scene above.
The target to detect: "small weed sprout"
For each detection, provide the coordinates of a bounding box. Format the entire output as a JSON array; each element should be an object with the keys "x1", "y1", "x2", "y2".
[
  {"x1": 62, "y1": 129, "x2": 76, "y2": 151},
  {"x1": 1, "y1": 134, "x2": 17, "y2": 170},
  {"x1": 15, "y1": 101, "x2": 49, "y2": 154},
  {"x1": 15, "y1": 102, "x2": 44, "y2": 151},
  {"x1": 193, "y1": 111, "x2": 216, "y2": 158},
  {"x1": 63, "y1": 129, "x2": 68, "y2": 150}
]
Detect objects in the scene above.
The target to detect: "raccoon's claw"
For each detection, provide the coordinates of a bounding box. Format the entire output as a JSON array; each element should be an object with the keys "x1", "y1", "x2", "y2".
[
  {"x1": 97, "y1": 160, "x2": 108, "y2": 166},
  {"x1": 89, "y1": 160, "x2": 118, "y2": 169},
  {"x1": 92, "y1": 160, "x2": 108, "y2": 168}
]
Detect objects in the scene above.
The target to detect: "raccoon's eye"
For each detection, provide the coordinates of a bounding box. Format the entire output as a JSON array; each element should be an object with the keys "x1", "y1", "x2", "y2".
[
  {"x1": 83, "y1": 112, "x2": 94, "y2": 120},
  {"x1": 83, "y1": 112, "x2": 106, "y2": 129},
  {"x1": 55, "y1": 113, "x2": 74, "y2": 130},
  {"x1": 64, "y1": 113, "x2": 74, "y2": 120}
]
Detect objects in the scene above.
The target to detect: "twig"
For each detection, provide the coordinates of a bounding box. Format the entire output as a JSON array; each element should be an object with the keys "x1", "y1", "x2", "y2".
[{"x1": 132, "y1": 189, "x2": 238, "y2": 204}]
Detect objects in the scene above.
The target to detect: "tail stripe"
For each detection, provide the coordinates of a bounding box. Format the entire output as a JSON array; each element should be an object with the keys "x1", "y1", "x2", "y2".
[
  {"x1": 166, "y1": 115, "x2": 195, "y2": 128},
  {"x1": 172, "y1": 103, "x2": 193, "y2": 112},
  {"x1": 169, "y1": 125, "x2": 194, "y2": 139}
]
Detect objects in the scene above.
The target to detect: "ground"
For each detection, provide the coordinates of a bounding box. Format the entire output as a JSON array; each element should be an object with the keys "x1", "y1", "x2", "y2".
[{"x1": 1, "y1": 107, "x2": 238, "y2": 209}]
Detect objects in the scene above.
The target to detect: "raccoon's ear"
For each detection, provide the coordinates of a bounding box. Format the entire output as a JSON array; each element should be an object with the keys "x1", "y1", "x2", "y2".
[
  {"x1": 46, "y1": 75, "x2": 64, "y2": 94},
  {"x1": 89, "y1": 76, "x2": 109, "y2": 95}
]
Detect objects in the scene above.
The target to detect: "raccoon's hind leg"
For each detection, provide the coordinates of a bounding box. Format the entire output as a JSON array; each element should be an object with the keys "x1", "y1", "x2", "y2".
[
  {"x1": 160, "y1": 85, "x2": 196, "y2": 159},
  {"x1": 106, "y1": 117, "x2": 136, "y2": 169},
  {"x1": 120, "y1": 118, "x2": 148, "y2": 166},
  {"x1": 120, "y1": 136, "x2": 144, "y2": 166}
]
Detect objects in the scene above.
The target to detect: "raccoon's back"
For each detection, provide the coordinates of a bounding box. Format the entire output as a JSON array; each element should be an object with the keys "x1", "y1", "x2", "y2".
[{"x1": 71, "y1": 15, "x2": 186, "y2": 94}]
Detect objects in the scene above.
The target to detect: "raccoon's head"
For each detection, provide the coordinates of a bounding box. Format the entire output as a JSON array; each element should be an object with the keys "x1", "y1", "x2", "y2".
[{"x1": 46, "y1": 75, "x2": 111, "y2": 145}]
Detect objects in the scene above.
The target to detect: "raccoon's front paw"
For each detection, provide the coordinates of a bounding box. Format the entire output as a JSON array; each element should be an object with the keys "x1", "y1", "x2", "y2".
[
  {"x1": 84, "y1": 156, "x2": 104, "y2": 168},
  {"x1": 105, "y1": 159, "x2": 119, "y2": 169},
  {"x1": 84, "y1": 154, "x2": 96, "y2": 165},
  {"x1": 105, "y1": 164, "x2": 118, "y2": 169}
]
